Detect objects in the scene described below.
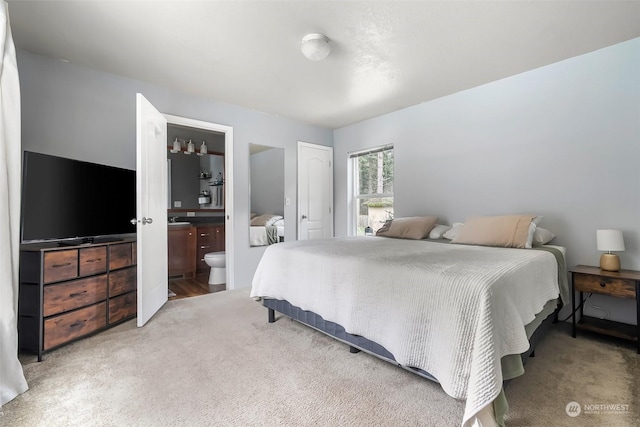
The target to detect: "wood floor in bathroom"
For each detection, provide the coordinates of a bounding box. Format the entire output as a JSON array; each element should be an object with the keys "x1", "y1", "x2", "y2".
[{"x1": 168, "y1": 273, "x2": 226, "y2": 300}]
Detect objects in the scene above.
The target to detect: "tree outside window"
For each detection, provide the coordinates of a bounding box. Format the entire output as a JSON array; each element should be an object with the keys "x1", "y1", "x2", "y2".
[{"x1": 351, "y1": 146, "x2": 394, "y2": 235}]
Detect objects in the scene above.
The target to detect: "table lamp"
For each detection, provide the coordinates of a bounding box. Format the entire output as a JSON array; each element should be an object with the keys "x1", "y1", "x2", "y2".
[{"x1": 596, "y1": 229, "x2": 625, "y2": 272}]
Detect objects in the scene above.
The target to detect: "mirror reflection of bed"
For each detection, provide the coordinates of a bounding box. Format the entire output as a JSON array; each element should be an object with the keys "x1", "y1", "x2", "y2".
[{"x1": 250, "y1": 143, "x2": 284, "y2": 247}]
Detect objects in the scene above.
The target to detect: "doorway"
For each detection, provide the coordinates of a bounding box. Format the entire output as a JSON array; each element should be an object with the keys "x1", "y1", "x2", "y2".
[{"x1": 164, "y1": 114, "x2": 235, "y2": 293}]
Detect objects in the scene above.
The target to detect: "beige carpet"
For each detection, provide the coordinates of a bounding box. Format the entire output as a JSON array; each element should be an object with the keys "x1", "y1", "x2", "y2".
[{"x1": 2, "y1": 289, "x2": 638, "y2": 426}]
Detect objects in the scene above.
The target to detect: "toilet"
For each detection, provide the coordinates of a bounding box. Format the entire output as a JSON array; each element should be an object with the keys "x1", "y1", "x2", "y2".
[{"x1": 204, "y1": 252, "x2": 226, "y2": 285}]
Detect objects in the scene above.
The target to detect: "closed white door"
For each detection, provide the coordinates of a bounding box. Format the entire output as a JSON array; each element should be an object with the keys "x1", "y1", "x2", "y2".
[
  {"x1": 135, "y1": 93, "x2": 168, "y2": 326},
  {"x1": 297, "y1": 142, "x2": 333, "y2": 240}
]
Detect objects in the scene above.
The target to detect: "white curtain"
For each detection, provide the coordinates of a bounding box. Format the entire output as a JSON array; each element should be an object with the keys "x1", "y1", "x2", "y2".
[{"x1": 0, "y1": 0, "x2": 28, "y2": 406}]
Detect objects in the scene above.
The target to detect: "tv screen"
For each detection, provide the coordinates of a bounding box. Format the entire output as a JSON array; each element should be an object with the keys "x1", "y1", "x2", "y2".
[{"x1": 21, "y1": 151, "x2": 136, "y2": 243}]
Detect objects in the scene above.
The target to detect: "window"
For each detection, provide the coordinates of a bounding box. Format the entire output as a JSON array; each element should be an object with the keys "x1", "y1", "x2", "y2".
[{"x1": 350, "y1": 145, "x2": 394, "y2": 236}]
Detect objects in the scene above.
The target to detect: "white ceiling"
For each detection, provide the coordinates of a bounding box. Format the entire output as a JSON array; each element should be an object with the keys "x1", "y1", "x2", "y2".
[{"x1": 7, "y1": 1, "x2": 640, "y2": 129}]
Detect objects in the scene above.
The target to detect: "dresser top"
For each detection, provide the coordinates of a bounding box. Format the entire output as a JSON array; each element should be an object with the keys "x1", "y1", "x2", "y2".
[{"x1": 21, "y1": 237, "x2": 136, "y2": 253}]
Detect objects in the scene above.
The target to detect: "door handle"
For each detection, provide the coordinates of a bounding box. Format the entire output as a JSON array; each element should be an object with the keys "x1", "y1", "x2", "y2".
[
  {"x1": 131, "y1": 217, "x2": 153, "y2": 225},
  {"x1": 301, "y1": 215, "x2": 308, "y2": 220}
]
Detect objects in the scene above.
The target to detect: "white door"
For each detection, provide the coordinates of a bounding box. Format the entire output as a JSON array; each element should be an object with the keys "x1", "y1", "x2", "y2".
[
  {"x1": 135, "y1": 93, "x2": 168, "y2": 326},
  {"x1": 297, "y1": 142, "x2": 333, "y2": 240}
]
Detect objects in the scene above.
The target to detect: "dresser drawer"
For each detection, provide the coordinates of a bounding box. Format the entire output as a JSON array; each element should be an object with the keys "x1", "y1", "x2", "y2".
[
  {"x1": 109, "y1": 292, "x2": 136, "y2": 324},
  {"x1": 109, "y1": 267, "x2": 137, "y2": 297},
  {"x1": 43, "y1": 250, "x2": 78, "y2": 284},
  {"x1": 574, "y1": 273, "x2": 636, "y2": 299},
  {"x1": 79, "y1": 246, "x2": 107, "y2": 276},
  {"x1": 110, "y1": 243, "x2": 133, "y2": 270},
  {"x1": 44, "y1": 302, "x2": 107, "y2": 350},
  {"x1": 44, "y1": 274, "x2": 108, "y2": 317}
]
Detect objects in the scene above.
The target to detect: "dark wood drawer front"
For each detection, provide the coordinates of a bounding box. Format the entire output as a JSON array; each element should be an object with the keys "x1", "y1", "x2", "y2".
[
  {"x1": 574, "y1": 273, "x2": 636, "y2": 299},
  {"x1": 110, "y1": 243, "x2": 132, "y2": 270},
  {"x1": 44, "y1": 250, "x2": 78, "y2": 284},
  {"x1": 44, "y1": 275, "x2": 108, "y2": 317},
  {"x1": 44, "y1": 302, "x2": 107, "y2": 350},
  {"x1": 196, "y1": 252, "x2": 209, "y2": 273},
  {"x1": 109, "y1": 292, "x2": 136, "y2": 324},
  {"x1": 79, "y1": 246, "x2": 107, "y2": 276},
  {"x1": 109, "y1": 267, "x2": 136, "y2": 297}
]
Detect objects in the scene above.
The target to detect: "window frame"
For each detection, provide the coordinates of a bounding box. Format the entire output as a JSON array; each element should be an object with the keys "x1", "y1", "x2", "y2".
[{"x1": 348, "y1": 144, "x2": 394, "y2": 236}]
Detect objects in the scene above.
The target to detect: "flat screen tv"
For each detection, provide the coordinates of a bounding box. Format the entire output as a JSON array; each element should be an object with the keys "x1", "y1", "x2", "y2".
[{"x1": 21, "y1": 151, "x2": 136, "y2": 244}]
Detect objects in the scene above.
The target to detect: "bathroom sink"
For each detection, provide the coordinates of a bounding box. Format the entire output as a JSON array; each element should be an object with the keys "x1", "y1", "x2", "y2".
[{"x1": 168, "y1": 222, "x2": 191, "y2": 226}]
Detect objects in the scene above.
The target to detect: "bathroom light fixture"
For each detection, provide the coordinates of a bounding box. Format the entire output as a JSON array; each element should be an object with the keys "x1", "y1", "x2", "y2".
[
  {"x1": 197, "y1": 141, "x2": 208, "y2": 156},
  {"x1": 185, "y1": 139, "x2": 195, "y2": 155},
  {"x1": 301, "y1": 33, "x2": 330, "y2": 61},
  {"x1": 597, "y1": 229, "x2": 625, "y2": 271},
  {"x1": 170, "y1": 138, "x2": 181, "y2": 153}
]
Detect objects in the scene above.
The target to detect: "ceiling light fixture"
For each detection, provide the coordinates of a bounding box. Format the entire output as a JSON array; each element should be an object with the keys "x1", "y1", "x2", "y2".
[{"x1": 301, "y1": 33, "x2": 330, "y2": 61}]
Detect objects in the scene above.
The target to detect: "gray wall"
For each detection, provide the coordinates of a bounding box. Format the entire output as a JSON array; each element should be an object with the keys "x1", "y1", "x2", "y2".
[
  {"x1": 18, "y1": 49, "x2": 333, "y2": 288},
  {"x1": 334, "y1": 38, "x2": 640, "y2": 324},
  {"x1": 250, "y1": 148, "x2": 285, "y2": 217}
]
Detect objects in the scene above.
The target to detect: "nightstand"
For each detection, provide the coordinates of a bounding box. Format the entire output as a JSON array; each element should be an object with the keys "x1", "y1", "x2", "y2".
[{"x1": 570, "y1": 265, "x2": 640, "y2": 354}]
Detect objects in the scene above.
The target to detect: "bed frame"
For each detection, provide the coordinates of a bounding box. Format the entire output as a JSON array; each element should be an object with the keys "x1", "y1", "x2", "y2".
[{"x1": 263, "y1": 298, "x2": 559, "y2": 383}]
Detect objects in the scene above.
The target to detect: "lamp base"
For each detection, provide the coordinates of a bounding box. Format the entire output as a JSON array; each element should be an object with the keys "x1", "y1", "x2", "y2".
[{"x1": 600, "y1": 253, "x2": 620, "y2": 272}]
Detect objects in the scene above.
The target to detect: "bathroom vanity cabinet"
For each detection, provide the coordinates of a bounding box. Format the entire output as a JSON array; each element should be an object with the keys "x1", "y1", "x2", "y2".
[
  {"x1": 196, "y1": 224, "x2": 225, "y2": 274},
  {"x1": 18, "y1": 239, "x2": 137, "y2": 361},
  {"x1": 168, "y1": 224, "x2": 196, "y2": 278}
]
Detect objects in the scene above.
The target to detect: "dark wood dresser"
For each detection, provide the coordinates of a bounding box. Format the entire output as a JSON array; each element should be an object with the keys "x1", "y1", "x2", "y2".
[{"x1": 18, "y1": 239, "x2": 137, "y2": 361}]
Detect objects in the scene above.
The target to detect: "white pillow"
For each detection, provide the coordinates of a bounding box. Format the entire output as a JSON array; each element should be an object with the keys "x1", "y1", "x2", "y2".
[
  {"x1": 428, "y1": 224, "x2": 452, "y2": 239},
  {"x1": 525, "y1": 216, "x2": 544, "y2": 249},
  {"x1": 533, "y1": 227, "x2": 556, "y2": 245},
  {"x1": 265, "y1": 215, "x2": 284, "y2": 226},
  {"x1": 442, "y1": 223, "x2": 464, "y2": 240}
]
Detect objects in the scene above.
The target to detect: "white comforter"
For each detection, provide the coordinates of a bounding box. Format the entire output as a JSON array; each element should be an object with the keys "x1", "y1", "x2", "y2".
[{"x1": 250, "y1": 237, "x2": 561, "y2": 426}]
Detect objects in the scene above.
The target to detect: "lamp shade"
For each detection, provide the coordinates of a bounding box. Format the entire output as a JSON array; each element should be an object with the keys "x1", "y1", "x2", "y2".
[
  {"x1": 596, "y1": 229, "x2": 625, "y2": 252},
  {"x1": 301, "y1": 33, "x2": 330, "y2": 61}
]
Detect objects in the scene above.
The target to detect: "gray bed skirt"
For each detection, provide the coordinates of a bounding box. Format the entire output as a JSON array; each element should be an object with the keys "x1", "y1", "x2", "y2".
[{"x1": 262, "y1": 298, "x2": 559, "y2": 385}]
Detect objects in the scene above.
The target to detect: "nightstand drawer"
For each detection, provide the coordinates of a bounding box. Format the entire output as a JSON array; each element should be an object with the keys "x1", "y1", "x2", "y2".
[{"x1": 573, "y1": 273, "x2": 636, "y2": 299}]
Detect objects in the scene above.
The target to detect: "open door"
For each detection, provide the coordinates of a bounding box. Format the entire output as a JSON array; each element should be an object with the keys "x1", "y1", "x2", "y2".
[{"x1": 135, "y1": 93, "x2": 168, "y2": 326}]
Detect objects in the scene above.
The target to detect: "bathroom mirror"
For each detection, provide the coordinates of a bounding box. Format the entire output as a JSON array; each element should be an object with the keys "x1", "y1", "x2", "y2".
[
  {"x1": 167, "y1": 124, "x2": 225, "y2": 212},
  {"x1": 249, "y1": 143, "x2": 285, "y2": 247}
]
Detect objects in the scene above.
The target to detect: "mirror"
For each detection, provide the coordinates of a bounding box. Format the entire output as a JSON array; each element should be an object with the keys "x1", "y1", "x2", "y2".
[
  {"x1": 250, "y1": 143, "x2": 285, "y2": 247},
  {"x1": 167, "y1": 125, "x2": 225, "y2": 211}
]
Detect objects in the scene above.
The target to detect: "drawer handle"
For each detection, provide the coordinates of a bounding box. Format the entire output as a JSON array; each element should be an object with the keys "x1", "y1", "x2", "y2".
[
  {"x1": 69, "y1": 320, "x2": 85, "y2": 329},
  {"x1": 201, "y1": 245, "x2": 210, "y2": 249},
  {"x1": 52, "y1": 262, "x2": 72, "y2": 268},
  {"x1": 200, "y1": 233, "x2": 210, "y2": 237},
  {"x1": 85, "y1": 258, "x2": 102, "y2": 263},
  {"x1": 600, "y1": 281, "x2": 607, "y2": 287},
  {"x1": 69, "y1": 290, "x2": 88, "y2": 298}
]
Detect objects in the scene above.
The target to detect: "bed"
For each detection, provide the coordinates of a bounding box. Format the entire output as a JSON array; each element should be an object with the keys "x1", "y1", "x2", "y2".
[
  {"x1": 250, "y1": 215, "x2": 284, "y2": 246},
  {"x1": 250, "y1": 235, "x2": 568, "y2": 427}
]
